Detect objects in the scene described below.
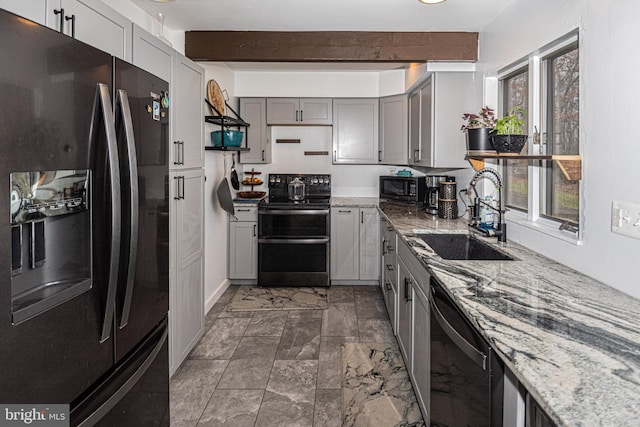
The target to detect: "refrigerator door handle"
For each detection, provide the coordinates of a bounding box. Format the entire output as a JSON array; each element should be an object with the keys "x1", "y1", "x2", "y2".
[
  {"x1": 93, "y1": 83, "x2": 121, "y2": 343},
  {"x1": 116, "y1": 89, "x2": 139, "y2": 329}
]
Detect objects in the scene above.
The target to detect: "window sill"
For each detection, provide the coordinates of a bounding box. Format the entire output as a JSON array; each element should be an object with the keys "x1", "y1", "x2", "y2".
[{"x1": 506, "y1": 211, "x2": 583, "y2": 246}]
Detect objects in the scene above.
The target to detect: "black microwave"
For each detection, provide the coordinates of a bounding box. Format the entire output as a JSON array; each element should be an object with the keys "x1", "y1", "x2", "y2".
[{"x1": 379, "y1": 175, "x2": 426, "y2": 204}]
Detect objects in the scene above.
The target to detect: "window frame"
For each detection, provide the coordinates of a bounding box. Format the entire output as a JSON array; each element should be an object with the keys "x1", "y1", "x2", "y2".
[
  {"x1": 494, "y1": 31, "x2": 582, "y2": 243},
  {"x1": 499, "y1": 65, "x2": 530, "y2": 214}
]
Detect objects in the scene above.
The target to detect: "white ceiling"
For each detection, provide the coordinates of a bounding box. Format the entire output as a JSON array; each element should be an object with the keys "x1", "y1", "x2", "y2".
[{"x1": 129, "y1": 0, "x2": 516, "y2": 71}]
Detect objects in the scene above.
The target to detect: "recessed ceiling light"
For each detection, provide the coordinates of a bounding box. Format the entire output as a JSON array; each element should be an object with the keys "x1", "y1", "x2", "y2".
[{"x1": 418, "y1": 0, "x2": 447, "y2": 4}]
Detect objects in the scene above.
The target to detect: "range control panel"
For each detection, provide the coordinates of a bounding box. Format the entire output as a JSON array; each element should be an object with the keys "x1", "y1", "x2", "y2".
[{"x1": 267, "y1": 174, "x2": 331, "y2": 197}]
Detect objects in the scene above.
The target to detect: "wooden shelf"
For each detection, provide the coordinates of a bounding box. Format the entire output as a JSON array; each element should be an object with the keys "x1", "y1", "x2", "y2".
[{"x1": 465, "y1": 153, "x2": 582, "y2": 181}]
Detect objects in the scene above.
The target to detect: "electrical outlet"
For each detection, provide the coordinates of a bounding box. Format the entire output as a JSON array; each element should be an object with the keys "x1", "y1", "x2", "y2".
[{"x1": 611, "y1": 201, "x2": 640, "y2": 239}]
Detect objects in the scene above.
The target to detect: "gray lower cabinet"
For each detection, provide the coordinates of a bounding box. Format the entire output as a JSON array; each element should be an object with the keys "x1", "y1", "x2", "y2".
[
  {"x1": 397, "y1": 236, "x2": 431, "y2": 420},
  {"x1": 332, "y1": 98, "x2": 379, "y2": 164},
  {"x1": 331, "y1": 207, "x2": 379, "y2": 283},
  {"x1": 397, "y1": 256, "x2": 413, "y2": 366},
  {"x1": 380, "y1": 215, "x2": 398, "y2": 332},
  {"x1": 228, "y1": 206, "x2": 258, "y2": 283},
  {"x1": 239, "y1": 98, "x2": 271, "y2": 164}
]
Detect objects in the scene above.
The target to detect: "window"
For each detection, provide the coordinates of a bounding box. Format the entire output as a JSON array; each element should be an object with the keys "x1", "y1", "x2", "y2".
[
  {"x1": 502, "y1": 69, "x2": 529, "y2": 212},
  {"x1": 496, "y1": 34, "x2": 580, "y2": 235},
  {"x1": 541, "y1": 45, "x2": 580, "y2": 224}
]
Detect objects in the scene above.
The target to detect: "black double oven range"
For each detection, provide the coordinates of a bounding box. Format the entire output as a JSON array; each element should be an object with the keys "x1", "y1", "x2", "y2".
[{"x1": 258, "y1": 174, "x2": 331, "y2": 287}]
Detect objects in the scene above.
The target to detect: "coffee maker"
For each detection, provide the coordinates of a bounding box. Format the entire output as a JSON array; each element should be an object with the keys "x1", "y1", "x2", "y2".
[{"x1": 425, "y1": 175, "x2": 450, "y2": 215}]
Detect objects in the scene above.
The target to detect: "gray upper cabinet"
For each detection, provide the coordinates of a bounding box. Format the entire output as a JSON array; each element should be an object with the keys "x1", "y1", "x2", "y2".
[
  {"x1": 332, "y1": 98, "x2": 379, "y2": 164},
  {"x1": 2, "y1": 0, "x2": 132, "y2": 61},
  {"x1": 409, "y1": 73, "x2": 474, "y2": 168},
  {"x1": 379, "y1": 94, "x2": 409, "y2": 165},
  {"x1": 266, "y1": 98, "x2": 332, "y2": 125},
  {"x1": 132, "y1": 24, "x2": 172, "y2": 83},
  {"x1": 240, "y1": 98, "x2": 271, "y2": 164}
]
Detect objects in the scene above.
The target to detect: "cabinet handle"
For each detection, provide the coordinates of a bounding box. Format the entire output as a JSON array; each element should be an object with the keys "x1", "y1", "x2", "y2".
[
  {"x1": 296, "y1": 110, "x2": 299, "y2": 122},
  {"x1": 54, "y1": 8, "x2": 65, "y2": 32},
  {"x1": 361, "y1": 211, "x2": 364, "y2": 224},
  {"x1": 180, "y1": 141, "x2": 185, "y2": 165},
  {"x1": 253, "y1": 224, "x2": 257, "y2": 237},
  {"x1": 173, "y1": 176, "x2": 180, "y2": 200},
  {"x1": 261, "y1": 150, "x2": 265, "y2": 162},
  {"x1": 382, "y1": 239, "x2": 387, "y2": 255},
  {"x1": 378, "y1": 150, "x2": 382, "y2": 162},
  {"x1": 300, "y1": 110, "x2": 304, "y2": 122},
  {"x1": 405, "y1": 277, "x2": 412, "y2": 302},
  {"x1": 338, "y1": 209, "x2": 352, "y2": 213},
  {"x1": 413, "y1": 148, "x2": 419, "y2": 163},
  {"x1": 238, "y1": 208, "x2": 250, "y2": 212},
  {"x1": 180, "y1": 176, "x2": 185, "y2": 199},
  {"x1": 333, "y1": 150, "x2": 337, "y2": 162},
  {"x1": 385, "y1": 282, "x2": 392, "y2": 291},
  {"x1": 65, "y1": 14, "x2": 76, "y2": 38},
  {"x1": 173, "y1": 141, "x2": 180, "y2": 165}
]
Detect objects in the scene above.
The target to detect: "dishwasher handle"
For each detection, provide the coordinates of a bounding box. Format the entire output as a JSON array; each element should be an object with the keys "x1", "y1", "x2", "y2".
[{"x1": 430, "y1": 285, "x2": 487, "y2": 370}]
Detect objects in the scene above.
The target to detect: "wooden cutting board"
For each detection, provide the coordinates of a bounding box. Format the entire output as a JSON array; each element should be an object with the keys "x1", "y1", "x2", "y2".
[{"x1": 206, "y1": 79, "x2": 225, "y2": 116}]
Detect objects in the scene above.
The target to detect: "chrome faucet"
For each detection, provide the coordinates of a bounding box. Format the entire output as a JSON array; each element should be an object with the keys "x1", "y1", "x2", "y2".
[{"x1": 468, "y1": 168, "x2": 507, "y2": 242}]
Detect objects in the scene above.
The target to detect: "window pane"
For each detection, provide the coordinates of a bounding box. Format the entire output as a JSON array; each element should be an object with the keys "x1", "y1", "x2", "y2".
[
  {"x1": 544, "y1": 47, "x2": 579, "y2": 224},
  {"x1": 503, "y1": 70, "x2": 528, "y2": 211}
]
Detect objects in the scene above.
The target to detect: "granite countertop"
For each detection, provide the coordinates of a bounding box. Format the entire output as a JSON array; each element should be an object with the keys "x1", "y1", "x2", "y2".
[
  {"x1": 331, "y1": 197, "x2": 380, "y2": 208},
  {"x1": 377, "y1": 200, "x2": 640, "y2": 427}
]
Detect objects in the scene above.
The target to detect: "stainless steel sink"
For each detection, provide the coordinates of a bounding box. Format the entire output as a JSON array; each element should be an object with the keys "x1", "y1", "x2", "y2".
[{"x1": 418, "y1": 233, "x2": 514, "y2": 261}]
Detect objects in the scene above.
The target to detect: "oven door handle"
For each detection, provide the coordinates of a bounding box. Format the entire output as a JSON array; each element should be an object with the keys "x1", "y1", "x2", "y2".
[
  {"x1": 258, "y1": 237, "x2": 330, "y2": 244},
  {"x1": 259, "y1": 209, "x2": 330, "y2": 215},
  {"x1": 430, "y1": 285, "x2": 487, "y2": 370}
]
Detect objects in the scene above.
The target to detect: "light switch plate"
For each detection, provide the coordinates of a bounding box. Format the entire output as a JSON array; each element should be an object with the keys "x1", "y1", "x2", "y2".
[{"x1": 611, "y1": 201, "x2": 640, "y2": 239}]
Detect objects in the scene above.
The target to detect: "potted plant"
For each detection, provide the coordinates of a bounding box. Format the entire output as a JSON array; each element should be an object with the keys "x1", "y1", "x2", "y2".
[
  {"x1": 461, "y1": 106, "x2": 497, "y2": 153},
  {"x1": 490, "y1": 107, "x2": 528, "y2": 153}
]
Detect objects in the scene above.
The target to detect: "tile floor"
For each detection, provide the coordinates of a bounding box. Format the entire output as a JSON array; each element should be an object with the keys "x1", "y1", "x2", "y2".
[{"x1": 169, "y1": 285, "x2": 424, "y2": 426}]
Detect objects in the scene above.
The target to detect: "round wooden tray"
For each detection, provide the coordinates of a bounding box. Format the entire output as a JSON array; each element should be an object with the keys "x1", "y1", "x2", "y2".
[
  {"x1": 237, "y1": 191, "x2": 266, "y2": 199},
  {"x1": 206, "y1": 79, "x2": 225, "y2": 115},
  {"x1": 242, "y1": 179, "x2": 263, "y2": 185}
]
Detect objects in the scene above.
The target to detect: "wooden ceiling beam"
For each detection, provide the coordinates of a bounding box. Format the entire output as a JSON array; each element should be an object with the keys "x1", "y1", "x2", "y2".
[{"x1": 185, "y1": 31, "x2": 478, "y2": 62}]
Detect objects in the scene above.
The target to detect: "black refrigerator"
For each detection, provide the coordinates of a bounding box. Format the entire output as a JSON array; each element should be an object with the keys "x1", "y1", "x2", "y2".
[{"x1": 0, "y1": 8, "x2": 170, "y2": 426}]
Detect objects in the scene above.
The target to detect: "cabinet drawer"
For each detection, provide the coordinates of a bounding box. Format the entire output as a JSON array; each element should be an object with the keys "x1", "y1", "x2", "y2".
[{"x1": 232, "y1": 206, "x2": 258, "y2": 221}]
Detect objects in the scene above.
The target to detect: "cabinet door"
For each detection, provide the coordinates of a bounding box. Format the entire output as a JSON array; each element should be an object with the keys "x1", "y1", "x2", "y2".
[
  {"x1": 408, "y1": 89, "x2": 421, "y2": 165},
  {"x1": 379, "y1": 94, "x2": 409, "y2": 165},
  {"x1": 431, "y1": 73, "x2": 474, "y2": 168},
  {"x1": 170, "y1": 168, "x2": 204, "y2": 375},
  {"x1": 330, "y1": 208, "x2": 359, "y2": 280},
  {"x1": 239, "y1": 98, "x2": 270, "y2": 164},
  {"x1": 397, "y1": 258, "x2": 413, "y2": 367},
  {"x1": 132, "y1": 24, "x2": 172, "y2": 84},
  {"x1": 359, "y1": 208, "x2": 379, "y2": 281},
  {"x1": 266, "y1": 98, "x2": 299, "y2": 124},
  {"x1": 412, "y1": 284, "x2": 430, "y2": 418},
  {"x1": 228, "y1": 220, "x2": 258, "y2": 280},
  {"x1": 172, "y1": 55, "x2": 204, "y2": 169},
  {"x1": 333, "y1": 98, "x2": 379, "y2": 164},
  {"x1": 299, "y1": 98, "x2": 332, "y2": 125},
  {"x1": 419, "y1": 78, "x2": 434, "y2": 166},
  {"x1": 56, "y1": 0, "x2": 132, "y2": 61},
  {"x1": 0, "y1": 0, "x2": 48, "y2": 25}
]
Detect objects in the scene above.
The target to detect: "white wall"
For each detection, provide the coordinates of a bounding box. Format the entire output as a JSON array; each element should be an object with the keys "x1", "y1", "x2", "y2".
[
  {"x1": 478, "y1": 0, "x2": 640, "y2": 298},
  {"x1": 201, "y1": 63, "x2": 237, "y2": 311}
]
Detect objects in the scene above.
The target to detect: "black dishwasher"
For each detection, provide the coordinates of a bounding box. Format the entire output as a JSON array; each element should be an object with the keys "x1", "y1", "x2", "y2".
[{"x1": 430, "y1": 277, "x2": 503, "y2": 427}]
